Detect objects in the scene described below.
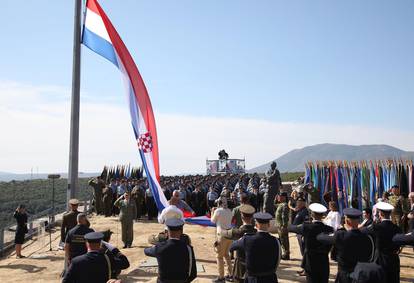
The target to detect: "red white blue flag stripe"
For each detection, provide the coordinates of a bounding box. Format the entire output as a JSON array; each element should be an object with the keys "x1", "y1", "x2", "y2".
[{"x1": 82, "y1": 0, "x2": 168, "y2": 211}]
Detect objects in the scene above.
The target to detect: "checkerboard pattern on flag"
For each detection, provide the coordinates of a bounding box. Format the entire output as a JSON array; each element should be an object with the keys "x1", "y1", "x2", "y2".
[
  {"x1": 138, "y1": 132, "x2": 153, "y2": 153},
  {"x1": 82, "y1": 0, "x2": 168, "y2": 211}
]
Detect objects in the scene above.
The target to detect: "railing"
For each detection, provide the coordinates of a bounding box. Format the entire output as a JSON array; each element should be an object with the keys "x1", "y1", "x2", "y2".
[{"x1": 0, "y1": 198, "x2": 93, "y2": 257}]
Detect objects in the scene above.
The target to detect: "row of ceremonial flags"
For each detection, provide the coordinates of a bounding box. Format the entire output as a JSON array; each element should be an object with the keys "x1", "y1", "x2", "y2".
[
  {"x1": 304, "y1": 160, "x2": 414, "y2": 214},
  {"x1": 100, "y1": 165, "x2": 143, "y2": 182}
]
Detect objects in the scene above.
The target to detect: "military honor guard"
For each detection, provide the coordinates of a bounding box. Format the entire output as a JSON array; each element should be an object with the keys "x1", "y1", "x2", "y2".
[
  {"x1": 114, "y1": 192, "x2": 137, "y2": 248},
  {"x1": 362, "y1": 202, "x2": 402, "y2": 283},
  {"x1": 62, "y1": 232, "x2": 130, "y2": 283},
  {"x1": 289, "y1": 203, "x2": 333, "y2": 283},
  {"x1": 317, "y1": 208, "x2": 374, "y2": 283},
  {"x1": 230, "y1": 212, "x2": 281, "y2": 283},
  {"x1": 275, "y1": 192, "x2": 290, "y2": 260},
  {"x1": 144, "y1": 218, "x2": 197, "y2": 283},
  {"x1": 222, "y1": 204, "x2": 257, "y2": 283}
]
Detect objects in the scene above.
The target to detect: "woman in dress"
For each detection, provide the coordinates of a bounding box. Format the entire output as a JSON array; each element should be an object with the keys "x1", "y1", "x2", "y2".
[{"x1": 14, "y1": 204, "x2": 28, "y2": 258}]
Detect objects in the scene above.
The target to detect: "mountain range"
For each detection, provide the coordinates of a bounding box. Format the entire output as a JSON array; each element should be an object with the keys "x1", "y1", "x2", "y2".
[
  {"x1": 249, "y1": 143, "x2": 414, "y2": 173},
  {"x1": 0, "y1": 172, "x2": 99, "y2": 182}
]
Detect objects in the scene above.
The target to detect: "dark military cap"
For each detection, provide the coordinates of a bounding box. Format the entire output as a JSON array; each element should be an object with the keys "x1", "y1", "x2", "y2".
[
  {"x1": 279, "y1": 192, "x2": 288, "y2": 197},
  {"x1": 343, "y1": 208, "x2": 362, "y2": 219},
  {"x1": 84, "y1": 232, "x2": 104, "y2": 243},
  {"x1": 253, "y1": 212, "x2": 272, "y2": 223},
  {"x1": 165, "y1": 218, "x2": 185, "y2": 231}
]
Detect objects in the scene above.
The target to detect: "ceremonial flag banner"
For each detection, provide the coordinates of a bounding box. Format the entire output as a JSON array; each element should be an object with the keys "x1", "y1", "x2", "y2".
[
  {"x1": 304, "y1": 160, "x2": 414, "y2": 215},
  {"x1": 82, "y1": 0, "x2": 168, "y2": 210}
]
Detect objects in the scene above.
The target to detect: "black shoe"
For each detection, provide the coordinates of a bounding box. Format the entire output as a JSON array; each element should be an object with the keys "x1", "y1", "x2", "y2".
[
  {"x1": 212, "y1": 278, "x2": 225, "y2": 283},
  {"x1": 225, "y1": 275, "x2": 234, "y2": 282},
  {"x1": 281, "y1": 255, "x2": 290, "y2": 260},
  {"x1": 123, "y1": 244, "x2": 127, "y2": 249}
]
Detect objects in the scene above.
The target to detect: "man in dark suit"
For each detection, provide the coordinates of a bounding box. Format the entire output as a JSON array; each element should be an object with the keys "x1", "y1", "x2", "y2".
[
  {"x1": 362, "y1": 202, "x2": 401, "y2": 283},
  {"x1": 230, "y1": 212, "x2": 281, "y2": 283},
  {"x1": 317, "y1": 208, "x2": 374, "y2": 283},
  {"x1": 62, "y1": 232, "x2": 130, "y2": 283},
  {"x1": 289, "y1": 203, "x2": 333, "y2": 283},
  {"x1": 144, "y1": 218, "x2": 197, "y2": 283},
  {"x1": 358, "y1": 208, "x2": 373, "y2": 229}
]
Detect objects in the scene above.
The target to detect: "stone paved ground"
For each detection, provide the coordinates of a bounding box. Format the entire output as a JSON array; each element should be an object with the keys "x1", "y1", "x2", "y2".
[{"x1": 0, "y1": 214, "x2": 413, "y2": 282}]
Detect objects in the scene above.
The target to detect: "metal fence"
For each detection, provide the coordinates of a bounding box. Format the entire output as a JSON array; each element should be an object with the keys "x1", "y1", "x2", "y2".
[{"x1": 0, "y1": 198, "x2": 93, "y2": 256}]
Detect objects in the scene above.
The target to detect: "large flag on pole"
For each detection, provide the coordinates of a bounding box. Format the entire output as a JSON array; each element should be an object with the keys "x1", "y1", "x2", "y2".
[{"x1": 82, "y1": 0, "x2": 168, "y2": 210}]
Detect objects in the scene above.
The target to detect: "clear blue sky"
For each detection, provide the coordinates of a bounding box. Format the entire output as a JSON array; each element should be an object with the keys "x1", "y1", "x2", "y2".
[{"x1": 2, "y1": 0, "x2": 414, "y2": 128}]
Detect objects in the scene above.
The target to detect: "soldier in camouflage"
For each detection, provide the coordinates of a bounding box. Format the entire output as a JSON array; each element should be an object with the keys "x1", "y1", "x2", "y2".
[
  {"x1": 275, "y1": 192, "x2": 290, "y2": 260},
  {"x1": 389, "y1": 185, "x2": 410, "y2": 232}
]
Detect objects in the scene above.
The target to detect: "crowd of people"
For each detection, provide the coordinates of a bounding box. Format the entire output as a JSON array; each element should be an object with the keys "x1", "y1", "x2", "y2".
[{"x1": 11, "y1": 161, "x2": 414, "y2": 283}]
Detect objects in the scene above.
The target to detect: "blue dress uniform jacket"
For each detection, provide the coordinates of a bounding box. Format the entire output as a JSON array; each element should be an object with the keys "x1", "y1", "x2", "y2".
[
  {"x1": 362, "y1": 220, "x2": 401, "y2": 283},
  {"x1": 317, "y1": 229, "x2": 374, "y2": 283},
  {"x1": 144, "y1": 238, "x2": 197, "y2": 283},
  {"x1": 289, "y1": 221, "x2": 333, "y2": 283},
  {"x1": 230, "y1": 231, "x2": 280, "y2": 283},
  {"x1": 393, "y1": 230, "x2": 414, "y2": 246},
  {"x1": 62, "y1": 250, "x2": 129, "y2": 283}
]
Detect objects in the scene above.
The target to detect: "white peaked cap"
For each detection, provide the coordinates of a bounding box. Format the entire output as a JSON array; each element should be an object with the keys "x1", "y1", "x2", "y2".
[
  {"x1": 309, "y1": 203, "x2": 328, "y2": 214},
  {"x1": 376, "y1": 202, "x2": 394, "y2": 212}
]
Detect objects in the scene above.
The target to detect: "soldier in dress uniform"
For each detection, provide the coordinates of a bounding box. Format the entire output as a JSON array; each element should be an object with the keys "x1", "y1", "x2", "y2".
[
  {"x1": 100, "y1": 230, "x2": 130, "y2": 279},
  {"x1": 61, "y1": 199, "x2": 83, "y2": 245},
  {"x1": 144, "y1": 218, "x2": 197, "y2": 283},
  {"x1": 65, "y1": 213, "x2": 95, "y2": 264},
  {"x1": 275, "y1": 192, "x2": 290, "y2": 260},
  {"x1": 317, "y1": 208, "x2": 374, "y2": 283},
  {"x1": 88, "y1": 177, "x2": 105, "y2": 215},
  {"x1": 222, "y1": 204, "x2": 257, "y2": 283},
  {"x1": 230, "y1": 212, "x2": 281, "y2": 283},
  {"x1": 114, "y1": 192, "x2": 137, "y2": 248},
  {"x1": 289, "y1": 203, "x2": 333, "y2": 283},
  {"x1": 62, "y1": 232, "x2": 130, "y2": 283},
  {"x1": 362, "y1": 202, "x2": 401, "y2": 283}
]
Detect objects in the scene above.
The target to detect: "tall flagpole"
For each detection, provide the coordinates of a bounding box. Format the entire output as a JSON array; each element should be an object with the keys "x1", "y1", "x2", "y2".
[{"x1": 67, "y1": 0, "x2": 82, "y2": 208}]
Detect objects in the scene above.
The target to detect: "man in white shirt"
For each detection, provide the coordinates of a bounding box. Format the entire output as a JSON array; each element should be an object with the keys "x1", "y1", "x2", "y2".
[{"x1": 211, "y1": 197, "x2": 233, "y2": 283}]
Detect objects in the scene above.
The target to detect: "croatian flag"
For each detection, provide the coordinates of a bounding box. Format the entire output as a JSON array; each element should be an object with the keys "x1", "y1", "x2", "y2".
[{"x1": 82, "y1": 0, "x2": 168, "y2": 211}]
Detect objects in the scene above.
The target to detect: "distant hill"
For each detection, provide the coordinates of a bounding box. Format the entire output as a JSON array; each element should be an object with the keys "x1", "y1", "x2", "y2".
[
  {"x1": 0, "y1": 171, "x2": 100, "y2": 182},
  {"x1": 249, "y1": 143, "x2": 414, "y2": 173}
]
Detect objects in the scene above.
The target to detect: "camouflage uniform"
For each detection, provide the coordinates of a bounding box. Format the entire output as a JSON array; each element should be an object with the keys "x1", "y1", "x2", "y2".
[
  {"x1": 275, "y1": 202, "x2": 290, "y2": 258},
  {"x1": 102, "y1": 186, "x2": 113, "y2": 217},
  {"x1": 389, "y1": 194, "x2": 410, "y2": 232},
  {"x1": 88, "y1": 178, "x2": 105, "y2": 215}
]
